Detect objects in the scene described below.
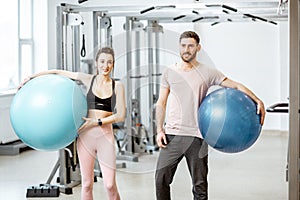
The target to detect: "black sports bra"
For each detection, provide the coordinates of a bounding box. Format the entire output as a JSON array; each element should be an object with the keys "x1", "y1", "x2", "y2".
[{"x1": 86, "y1": 76, "x2": 116, "y2": 112}]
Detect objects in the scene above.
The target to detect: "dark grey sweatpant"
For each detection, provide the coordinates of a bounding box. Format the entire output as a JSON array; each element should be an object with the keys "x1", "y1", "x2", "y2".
[{"x1": 155, "y1": 134, "x2": 208, "y2": 200}]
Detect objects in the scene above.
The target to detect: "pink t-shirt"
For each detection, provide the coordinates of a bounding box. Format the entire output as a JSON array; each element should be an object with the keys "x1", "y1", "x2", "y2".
[{"x1": 161, "y1": 63, "x2": 226, "y2": 138}]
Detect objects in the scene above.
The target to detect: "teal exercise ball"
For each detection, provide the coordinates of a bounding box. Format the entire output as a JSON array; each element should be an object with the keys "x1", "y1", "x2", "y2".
[
  {"x1": 198, "y1": 88, "x2": 262, "y2": 153},
  {"x1": 10, "y1": 74, "x2": 88, "y2": 151}
]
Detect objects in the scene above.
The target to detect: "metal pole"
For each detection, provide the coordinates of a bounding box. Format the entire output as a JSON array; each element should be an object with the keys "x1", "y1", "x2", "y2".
[
  {"x1": 288, "y1": 0, "x2": 300, "y2": 199},
  {"x1": 126, "y1": 17, "x2": 134, "y2": 153},
  {"x1": 154, "y1": 30, "x2": 160, "y2": 97},
  {"x1": 104, "y1": 17, "x2": 112, "y2": 47},
  {"x1": 56, "y1": 6, "x2": 64, "y2": 69},
  {"x1": 62, "y1": 13, "x2": 68, "y2": 70},
  {"x1": 92, "y1": 13, "x2": 112, "y2": 72},
  {"x1": 72, "y1": 25, "x2": 81, "y2": 72},
  {"x1": 93, "y1": 11, "x2": 99, "y2": 60},
  {"x1": 147, "y1": 20, "x2": 154, "y2": 146},
  {"x1": 135, "y1": 31, "x2": 141, "y2": 125},
  {"x1": 99, "y1": 15, "x2": 112, "y2": 48}
]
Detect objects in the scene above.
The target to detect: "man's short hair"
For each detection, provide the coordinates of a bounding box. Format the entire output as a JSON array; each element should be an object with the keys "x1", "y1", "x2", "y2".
[{"x1": 179, "y1": 31, "x2": 200, "y2": 44}]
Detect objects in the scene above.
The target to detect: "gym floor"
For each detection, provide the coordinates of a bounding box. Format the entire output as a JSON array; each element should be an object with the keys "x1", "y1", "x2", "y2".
[{"x1": 1, "y1": 131, "x2": 288, "y2": 200}]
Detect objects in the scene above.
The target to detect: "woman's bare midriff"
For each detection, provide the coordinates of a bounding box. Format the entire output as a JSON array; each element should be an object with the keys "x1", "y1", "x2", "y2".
[{"x1": 88, "y1": 109, "x2": 113, "y2": 120}]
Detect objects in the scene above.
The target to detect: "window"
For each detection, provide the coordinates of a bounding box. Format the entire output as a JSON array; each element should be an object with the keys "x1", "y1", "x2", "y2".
[{"x1": 0, "y1": 0, "x2": 33, "y2": 91}]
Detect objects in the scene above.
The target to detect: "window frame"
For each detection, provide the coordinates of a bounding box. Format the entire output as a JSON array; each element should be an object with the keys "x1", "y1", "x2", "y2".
[{"x1": 18, "y1": 0, "x2": 34, "y2": 84}]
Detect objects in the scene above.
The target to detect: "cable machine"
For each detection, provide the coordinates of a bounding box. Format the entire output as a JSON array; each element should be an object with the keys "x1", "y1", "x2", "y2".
[{"x1": 124, "y1": 18, "x2": 162, "y2": 160}]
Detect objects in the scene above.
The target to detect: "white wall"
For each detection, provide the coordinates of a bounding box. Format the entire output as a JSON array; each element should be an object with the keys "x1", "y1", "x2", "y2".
[
  {"x1": 195, "y1": 21, "x2": 289, "y2": 131},
  {"x1": 279, "y1": 22, "x2": 289, "y2": 131}
]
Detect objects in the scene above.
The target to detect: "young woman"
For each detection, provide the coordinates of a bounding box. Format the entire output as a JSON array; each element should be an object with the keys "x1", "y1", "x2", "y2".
[{"x1": 21, "y1": 47, "x2": 125, "y2": 200}]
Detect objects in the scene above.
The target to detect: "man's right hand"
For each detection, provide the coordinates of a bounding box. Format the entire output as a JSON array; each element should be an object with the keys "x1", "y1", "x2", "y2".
[{"x1": 157, "y1": 130, "x2": 167, "y2": 148}]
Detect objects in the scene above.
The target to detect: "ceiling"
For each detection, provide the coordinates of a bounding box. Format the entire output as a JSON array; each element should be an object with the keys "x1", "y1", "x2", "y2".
[{"x1": 67, "y1": 1, "x2": 288, "y2": 25}]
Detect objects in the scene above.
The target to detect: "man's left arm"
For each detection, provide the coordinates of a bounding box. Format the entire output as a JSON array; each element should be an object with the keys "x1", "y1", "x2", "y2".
[{"x1": 221, "y1": 78, "x2": 265, "y2": 125}]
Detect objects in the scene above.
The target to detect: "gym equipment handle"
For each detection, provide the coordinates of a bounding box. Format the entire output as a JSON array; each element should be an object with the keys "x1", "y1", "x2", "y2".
[{"x1": 267, "y1": 103, "x2": 289, "y2": 113}]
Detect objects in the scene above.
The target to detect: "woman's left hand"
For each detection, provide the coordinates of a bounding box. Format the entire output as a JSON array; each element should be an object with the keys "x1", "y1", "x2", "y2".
[{"x1": 78, "y1": 117, "x2": 97, "y2": 133}]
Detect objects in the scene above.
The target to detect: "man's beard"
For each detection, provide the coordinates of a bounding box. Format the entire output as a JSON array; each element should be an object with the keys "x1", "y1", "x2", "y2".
[{"x1": 181, "y1": 52, "x2": 197, "y2": 63}]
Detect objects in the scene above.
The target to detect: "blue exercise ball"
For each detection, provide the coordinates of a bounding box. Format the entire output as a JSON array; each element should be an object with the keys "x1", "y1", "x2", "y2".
[
  {"x1": 198, "y1": 87, "x2": 262, "y2": 153},
  {"x1": 10, "y1": 74, "x2": 88, "y2": 151}
]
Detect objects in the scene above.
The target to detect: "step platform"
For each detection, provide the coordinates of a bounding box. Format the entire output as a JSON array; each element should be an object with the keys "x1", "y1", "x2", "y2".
[
  {"x1": 0, "y1": 140, "x2": 31, "y2": 155},
  {"x1": 26, "y1": 184, "x2": 60, "y2": 198}
]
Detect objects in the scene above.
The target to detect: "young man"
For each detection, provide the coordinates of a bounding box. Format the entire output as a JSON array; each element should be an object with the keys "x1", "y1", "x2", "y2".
[{"x1": 155, "y1": 31, "x2": 265, "y2": 200}]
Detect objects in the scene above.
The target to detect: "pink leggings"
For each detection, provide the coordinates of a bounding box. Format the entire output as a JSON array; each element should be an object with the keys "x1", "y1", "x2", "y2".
[{"x1": 77, "y1": 124, "x2": 120, "y2": 200}]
